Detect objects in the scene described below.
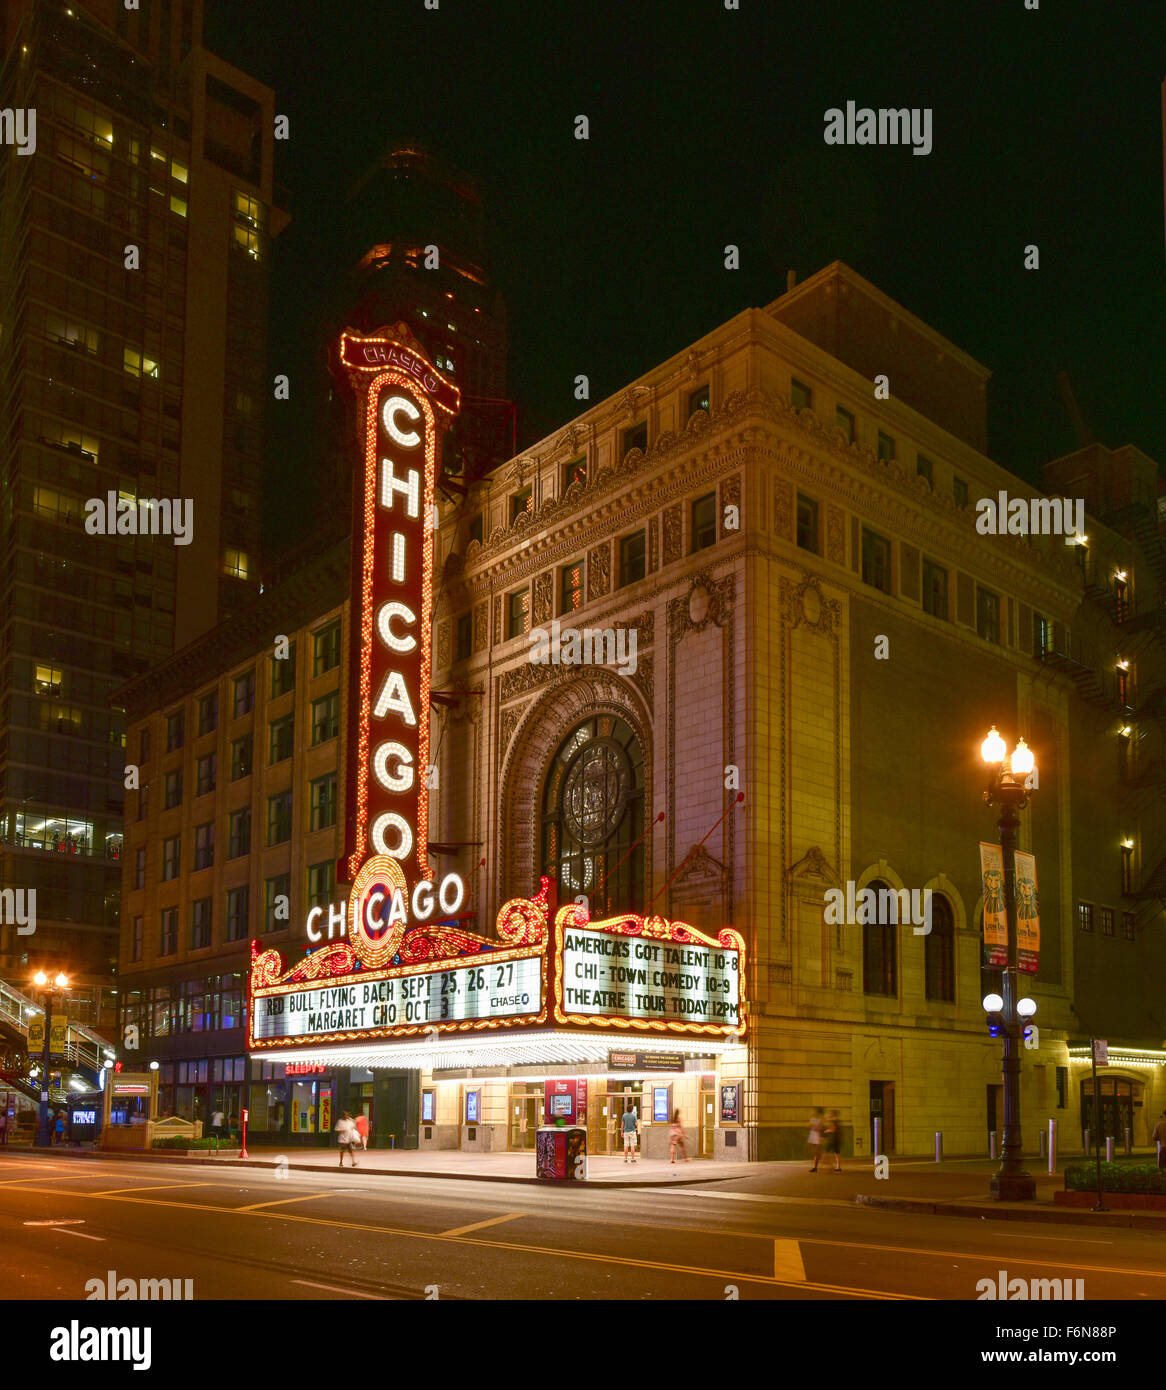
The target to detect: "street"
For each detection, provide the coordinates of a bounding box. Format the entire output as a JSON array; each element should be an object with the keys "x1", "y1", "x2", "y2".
[{"x1": 1, "y1": 1150, "x2": 1163, "y2": 1302}]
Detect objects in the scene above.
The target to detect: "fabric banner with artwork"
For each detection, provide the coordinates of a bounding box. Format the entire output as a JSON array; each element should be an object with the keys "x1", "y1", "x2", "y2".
[
  {"x1": 979, "y1": 843, "x2": 1007, "y2": 966},
  {"x1": 1013, "y1": 850, "x2": 1040, "y2": 974}
]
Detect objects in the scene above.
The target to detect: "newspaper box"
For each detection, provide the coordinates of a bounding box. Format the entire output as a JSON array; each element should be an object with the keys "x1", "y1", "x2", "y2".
[{"x1": 536, "y1": 1125, "x2": 587, "y2": 1180}]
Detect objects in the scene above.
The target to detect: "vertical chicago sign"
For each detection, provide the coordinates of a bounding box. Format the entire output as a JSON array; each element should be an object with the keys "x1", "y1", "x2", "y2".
[{"x1": 335, "y1": 325, "x2": 463, "y2": 966}]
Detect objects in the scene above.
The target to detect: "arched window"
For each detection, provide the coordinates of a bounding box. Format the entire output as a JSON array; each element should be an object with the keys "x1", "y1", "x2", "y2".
[
  {"x1": 862, "y1": 879, "x2": 897, "y2": 997},
  {"x1": 925, "y1": 893, "x2": 955, "y2": 1002},
  {"x1": 540, "y1": 716, "x2": 644, "y2": 918}
]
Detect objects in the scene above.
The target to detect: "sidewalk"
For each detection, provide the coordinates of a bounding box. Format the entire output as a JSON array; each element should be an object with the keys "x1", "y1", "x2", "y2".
[
  {"x1": 6, "y1": 1143, "x2": 756, "y2": 1187},
  {"x1": 12, "y1": 1145, "x2": 1166, "y2": 1223}
]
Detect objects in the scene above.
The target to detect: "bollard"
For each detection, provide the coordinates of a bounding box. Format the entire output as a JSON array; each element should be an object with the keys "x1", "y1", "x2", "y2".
[
  {"x1": 1105, "y1": 1136, "x2": 1114, "y2": 1162},
  {"x1": 1084, "y1": 1128, "x2": 1091, "y2": 1157},
  {"x1": 989, "y1": 1130, "x2": 997, "y2": 1160},
  {"x1": 1124, "y1": 1127, "x2": 1132, "y2": 1156},
  {"x1": 1048, "y1": 1118, "x2": 1057, "y2": 1175},
  {"x1": 934, "y1": 1131, "x2": 942, "y2": 1162},
  {"x1": 873, "y1": 1116, "x2": 881, "y2": 1158}
]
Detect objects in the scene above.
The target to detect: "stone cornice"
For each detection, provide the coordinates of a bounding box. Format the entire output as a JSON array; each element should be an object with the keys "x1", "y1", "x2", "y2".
[{"x1": 444, "y1": 386, "x2": 1084, "y2": 623}]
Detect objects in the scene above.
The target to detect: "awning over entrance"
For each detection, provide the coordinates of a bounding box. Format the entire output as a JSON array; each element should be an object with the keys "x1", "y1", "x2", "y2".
[{"x1": 247, "y1": 1029, "x2": 742, "y2": 1072}]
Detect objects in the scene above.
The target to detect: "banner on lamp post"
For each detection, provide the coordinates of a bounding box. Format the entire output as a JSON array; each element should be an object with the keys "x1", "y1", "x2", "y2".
[
  {"x1": 979, "y1": 842, "x2": 1007, "y2": 966},
  {"x1": 1013, "y1": 850, "x2": 1040, "y2": 974}
]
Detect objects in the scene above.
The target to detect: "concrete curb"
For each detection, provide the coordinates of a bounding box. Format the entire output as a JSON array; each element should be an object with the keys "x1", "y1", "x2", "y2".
[
  {"x1": 856, "y1": 1192, "x2": 1166, "y2": 1229},
  {"x1": 7, "y1": 1146, "x2": 738, "y2": 1189}
]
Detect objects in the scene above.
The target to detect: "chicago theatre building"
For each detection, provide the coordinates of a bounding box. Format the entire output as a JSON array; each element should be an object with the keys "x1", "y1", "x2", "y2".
[{"x1": 116, "y1": 262, "x2": 1166, "y2": 1160}]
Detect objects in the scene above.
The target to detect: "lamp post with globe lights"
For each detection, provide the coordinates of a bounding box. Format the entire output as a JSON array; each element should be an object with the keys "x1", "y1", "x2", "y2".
[
  {"x1": 32, "y1": 969, "x2": 68, "y2": 1147},
  {"x1": 980, "y1": 727, "x2": 1038, "y2": 1201}
]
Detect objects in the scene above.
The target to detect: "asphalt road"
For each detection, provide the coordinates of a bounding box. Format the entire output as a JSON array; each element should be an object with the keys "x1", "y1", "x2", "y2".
[{"x1": 0, "y1": 1150, "x2": 1163, "y2": 1303}]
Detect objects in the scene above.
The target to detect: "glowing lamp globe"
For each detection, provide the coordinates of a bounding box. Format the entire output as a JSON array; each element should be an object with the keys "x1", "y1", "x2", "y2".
[
  {"x1": 982, "y1": 993, "x2": 1004, "y2": 1013},
  {"x1": 1010, "y1": 739, "x2": 1035, "y2": 778},
  {"x1": 1017, "y1": 998, "x2": 1037, "y2": 1018},
  {"x1": 980, "y1": 727, "x2": 1006, "y2": 765}
]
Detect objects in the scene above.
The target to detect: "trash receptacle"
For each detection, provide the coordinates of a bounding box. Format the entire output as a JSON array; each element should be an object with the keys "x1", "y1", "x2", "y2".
[{"x1": 536, "y1": 1125, "x2": 587, "y2": 1180}]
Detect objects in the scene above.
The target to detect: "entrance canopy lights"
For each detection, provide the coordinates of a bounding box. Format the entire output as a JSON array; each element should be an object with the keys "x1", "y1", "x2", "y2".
[
  {"x1": 1066, "y1": 1046, "x2": 1166, "y2": 1067},
  {"x1": 251, "y1": 1030, "x2": 744, "y2": 1073}
]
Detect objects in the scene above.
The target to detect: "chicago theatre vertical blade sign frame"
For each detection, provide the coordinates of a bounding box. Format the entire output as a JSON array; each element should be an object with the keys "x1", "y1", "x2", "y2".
[{"x1": 336, "y1": 325, "x2": 461, "y2": 964}]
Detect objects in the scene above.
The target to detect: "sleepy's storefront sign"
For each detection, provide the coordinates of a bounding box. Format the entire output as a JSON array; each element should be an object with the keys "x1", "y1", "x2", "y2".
[{"x1": 247, "y1": 327, "x2": 746, "y2": 1149}]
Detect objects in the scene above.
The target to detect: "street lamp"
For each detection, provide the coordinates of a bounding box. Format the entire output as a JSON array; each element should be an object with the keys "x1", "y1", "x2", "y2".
[
  {"x1": 980, "y1": 727, "x2": 1037, "y2": 1201},
  {"x1": 32, "y1": 969, "x2": 69, "y2": 1147}
]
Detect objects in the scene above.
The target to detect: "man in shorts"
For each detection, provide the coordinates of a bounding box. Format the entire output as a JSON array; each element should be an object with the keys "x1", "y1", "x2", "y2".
[{"x1": 621, "y1": 1101, "x2": 640, "y2": 1163}]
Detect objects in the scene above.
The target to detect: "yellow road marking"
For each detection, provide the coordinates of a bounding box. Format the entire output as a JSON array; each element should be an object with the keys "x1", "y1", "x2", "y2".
[
  {"x1": 439, "y1": 1212, "x2": 524, "y2": 1237},
  {"x1": 774, "y1": 1238, "x2": 806, "y2": 1282},
  {"x1": 237, "y1": 1191, "x2": 345, "y2": 1212},
  {"x1": 291, "y1": 1279, "x2": 383, "y2": 1300},
  {"x1": 0, "y1": 1182, "x2": 919, "y2": 1298},
  {"x1": 0, "y1": 1174, "x2": 72, "y2": 1185},
  {"x1": 92, "y1": 1182, "x2": 213, "y2": 1196},
  {"x1": 800, "y1": 1235, "x2": 1166, "y2": 1279}
]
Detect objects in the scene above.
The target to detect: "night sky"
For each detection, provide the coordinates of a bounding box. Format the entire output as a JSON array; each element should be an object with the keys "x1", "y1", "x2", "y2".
[{"x1": 202, "y1": 1, "x2": 1166, "y2": 557}]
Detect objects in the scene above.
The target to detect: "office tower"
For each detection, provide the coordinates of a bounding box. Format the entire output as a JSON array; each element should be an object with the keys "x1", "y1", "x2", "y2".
[{"x1": 0, "y1": 0, "x2": 285, "y2": 1004}]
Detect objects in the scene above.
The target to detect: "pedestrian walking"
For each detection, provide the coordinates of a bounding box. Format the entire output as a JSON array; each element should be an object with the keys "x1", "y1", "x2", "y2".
[
  {"x1": 1152, "y1": 1111, "x2": 1166, "y2": 1170},
  {"x1": 0, "y1": 1111, "x2": 8, "y2": 1146},
  {"x1": 620, "y1": 1101, "x2": 640, "y2": 1163},
  {"x1": 335, "y1": 1112, "x2": 359, "y2": 1168},
  {"x1": 354, "y1": 1112, "x2": 370, "y2": 1151},
  {"x1": 210, "y1": 1107, "x2": 225, "y2": 1140},
  {"x1": 53, "y1": 1110, "x2": 66, "y2": 1145},
  {"x1": 808, "y1": 1107, "x2": 824, "y2": 1171},
  {"x1": 823, "y1": 1108, "x2": 843, "y2": 1171},
  {"x1": 668, "y1": 1109, "x2": 691, "y2": 1163}
]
